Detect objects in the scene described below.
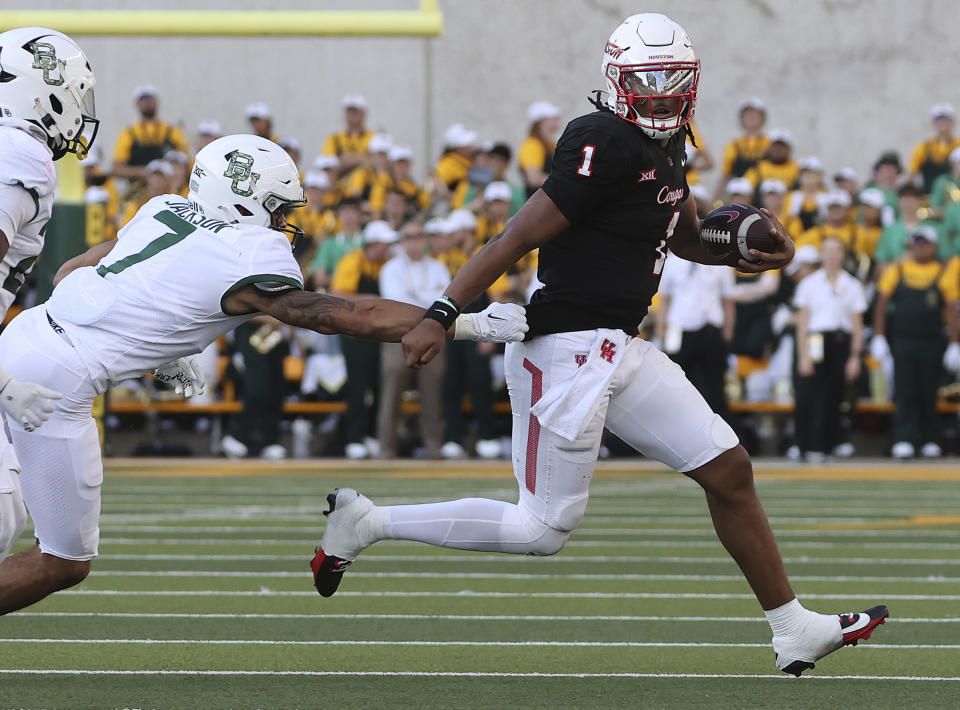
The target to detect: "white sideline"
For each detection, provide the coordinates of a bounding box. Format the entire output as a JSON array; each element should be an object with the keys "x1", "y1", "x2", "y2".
[
  {"x1": 10, "y1": 612, "x2": 958, "y2": 623},
  {"x1": 94, "y1": 553, "x2": 960, "y2": 566},
  {"x1": 0, "y1": 670, "x2": 958, "y2": 681},
  {"x1": 11, "y1": 612, "x2": 956, "y2": 623},
  {"x1": 57, "y1": 590, "x2": 960, "y2": 600},
  {"x1": 86, "y1": 570, "x2": 960, "y2": 582},
  {"x1": 2, "y1": 639, "x2": 957, "y2": 650}
]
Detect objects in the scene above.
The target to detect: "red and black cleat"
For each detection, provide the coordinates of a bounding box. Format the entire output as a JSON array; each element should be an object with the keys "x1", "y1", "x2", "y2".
[
  {"x1": 840, "y1": 605, "x2": 890, "y2": 646},
  {"x1": 310, "y1": 547, "x2": 352, "y2": 597}
]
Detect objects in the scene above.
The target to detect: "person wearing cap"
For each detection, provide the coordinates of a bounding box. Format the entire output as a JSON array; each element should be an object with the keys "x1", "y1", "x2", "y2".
[
  {"x1": 758, "y1": 179, "x2": 803, "y2": 241},
  {"x1": 112, "y1": 85, "x2": 188, "y2": 183},
  {"x1": 655, "y1": 252, "x2": 736, "y2": 419},
  {"x1": 432, "y1": 211, "x2": 504, "y2": 460},
  {"x1": 278, "y1": 137, "x2": 302, "y2": 176},
  {"x1": 194, "y1": 120, "x2": 223, "y2": 152},
  {"x1": 162, "y1": 150, "x2": 190, "y2": 197},
  {"x1": 796, "y1": 191, "x2": 854, "y2": 250},
  {"x1": 907, "y1": 104, "x2": 960, "y2": 195},
  {"x1": 784, "y1": 157, "x2": 827, "y2": 233},
  {"x1": 377, "y1": 221, "x2": 452, "y2": 458},
  {"x1": 929, "y1": 147, "x2": 960, "y2": 219},
  {"x1": 431, "y1": 123, "x2": 477, "y2": 204},
  {"x1": 368, "y1": 145, "x2": 429, "y2": 220},
  {"x1": 312, "y1": 154, "x2": 346, "y2": 208},
  {"x1": 79, "y1": 147, "x2": 120, "y2": 244},
  {"x1": 323, "y1": 95, "x2": 373, "y2": 178},
  {"x1": 871, "y1": 226, "x2": 960, "y2": 458},
  {"x1": 456, "y1": 142, "x2": 525, "y2": 216},
  {"x1": 308, "y1": 197, "x2": 365, "y2": 291},
  {"x1": 116, "y1": 159, "x2": 173, "y2": 228},
  {"x1": 345, "y1": 132, "x2": 392, "y2": 205},
  {"x1": 833, "y1": 167, "x2": 860, "y2": 205},
  {"x1": 743, "y1": 129, "x2": 798, "y2": 194},
  {"x1": 288, "y1": 171, "x2": 337, "y2": 263},
  {"x1": 724, "y1": 177, "x2": 755, "y2": 205},
  {"x1": 874, "y1": 183, "x2": 946, "y2": 266},
  {"x1": 793, "y1": 236, "x2": 867, "y2": 462},
  {"x1": 715, "y1": 98, "x2": 770, "y2": 201},
  {"x1": 330, "y1": 220, "x2": 399, "y2": 459},
  {"x1": 519, "y1": 101, "x2": 562, "y2": 197},
  {"x1": 245, "y1": 102, "x2": 276, "y2": 142}
]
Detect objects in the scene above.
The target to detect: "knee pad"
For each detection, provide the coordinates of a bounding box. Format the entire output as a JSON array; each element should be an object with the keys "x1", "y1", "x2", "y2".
[{"x1": 517, "y1": 502, "x2": 572, "y2": 556}]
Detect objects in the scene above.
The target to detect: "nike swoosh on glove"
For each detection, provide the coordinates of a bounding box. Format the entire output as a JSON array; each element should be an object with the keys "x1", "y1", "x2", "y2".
[
  {"x1": 454, "y1": 302, "x2": 529, "y2": 342},
  {"x1": 153, "y1": 356, "x2": 205, "y2": 397},
  {"x1": 0, "y1": 377, "x2": 62, "y2": 432}
]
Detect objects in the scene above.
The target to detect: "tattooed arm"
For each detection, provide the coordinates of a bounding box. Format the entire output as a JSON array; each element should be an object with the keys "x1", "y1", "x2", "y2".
[{"x1": 222, "y1": 285, "x2": 447, "y2": 342}]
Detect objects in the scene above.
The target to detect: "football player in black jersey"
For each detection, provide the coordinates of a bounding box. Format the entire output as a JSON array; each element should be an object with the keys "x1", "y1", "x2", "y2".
[{"x1": 314, "y1": 12, "x2": 888, "y2": 676}]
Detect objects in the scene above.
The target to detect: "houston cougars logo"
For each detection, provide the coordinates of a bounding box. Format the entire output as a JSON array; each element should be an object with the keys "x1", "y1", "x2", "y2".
[
  {"x1": 657, "y1": 186, "x2": 685, "y2": 206},
  {"x1": 604, "y1": 41, "x2": 627, "y2": 59}
]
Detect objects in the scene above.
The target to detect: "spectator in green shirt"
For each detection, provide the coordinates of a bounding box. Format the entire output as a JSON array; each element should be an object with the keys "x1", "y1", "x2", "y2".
[
  {"x1": 874, "y1": 183, "x2": 946, "y2": 265},
  {"x1": 863, "y1": 151, "x2": 903, "y2": 223},
  {"x1": 308, "y1": 197, "x2": 365, "y2": 290},
  {"x1": 929, "y1": 146, "x2": 960, "y2": 217}
]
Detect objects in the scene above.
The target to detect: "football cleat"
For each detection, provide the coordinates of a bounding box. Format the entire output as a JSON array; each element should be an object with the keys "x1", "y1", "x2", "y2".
[
  {"x1": 309, "y1": 487, "x2": 381, "y2": 598},
  {"x1": 776, "y1": 605, "x2": 890, "y2": 677}
]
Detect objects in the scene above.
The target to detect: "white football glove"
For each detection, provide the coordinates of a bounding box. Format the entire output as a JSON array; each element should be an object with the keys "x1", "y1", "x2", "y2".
[
  {"x1": 869, "y1": 334, "x2": 890, "y2": 362},
  {"x1": 0, "y1": 366, "x2": 62, "y2": 432},
  {"x1": 153, "y1": 356, "x2": 205, "y2": 397},
  {"x1": 454, "y1": 302, "x2": 528, "y2": 343},
  {"x1": 944, "y1": 342, "x2": 960, "y2": 373}
]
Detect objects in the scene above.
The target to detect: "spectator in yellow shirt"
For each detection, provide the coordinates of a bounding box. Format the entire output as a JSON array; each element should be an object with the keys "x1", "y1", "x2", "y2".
[
  {"x1": 908, "y1": 104, "x2": 960, "y2": 194},
  {"x1": 347, "y1": 133, "x2": 392, "y2": 205},
  {"x1": 311, "y1": 154, "x2": 346, "y2": 209},
  {"x1": 518, "y1": 101, "x2": 561, "y2": 197},
  {"x1": 744, "y1": 128, "x2": 798, "y2": 193},
  {"x1": 323, "y1": 94, "x2": 374, "y2": 179},
  {"x1": 117, "y1": 159, "x2": 173, "y2": 228},
  {"x1": 244, "y1": 102, "x2": 277, "y2": 142},
  {"x1": 833, "y1": 167, "x2": 860, "y2": 207},
  {"x1": 796, "y1": 191, "x2": 856, "y2": 251},
  {"x1": 368, "y1": 145, "x2": 430, "y2": 218},
  {"x1": 724, "y1": 177, "x2": 755, "y2": 206},
  {"x1": 290, "y1": 171, "x2": 338, "y2": 263},
  {"x1": 856, "y1": 188, "x2": 888, "y2": 267},
  {"x1": 163, "y1": 150, "x2": 190, "y2": 197},
  {"x1": 784, "y1": 156, "x2": 827, "y2": 232},
  {"x1": 112, "y1": 85, "x2": 188, "y2": 183},
  {"x1": 758, "y1": 179, "x2": 803, "y2": 241},
  {"x1": 715, "y1": 97, "x2": 770, "y2": 200},
  {"x1": 431, "y1": 123, "x2": 478, "y2": 205}
]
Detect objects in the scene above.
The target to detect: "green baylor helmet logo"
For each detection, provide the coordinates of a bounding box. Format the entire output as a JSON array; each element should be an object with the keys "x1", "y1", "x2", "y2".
[
  {"x1": 223, "y1": 151, "x2": 260, "y2": 197},
  {"x1": 29, "y1": 41, "x2": 65, "y2": 86}
]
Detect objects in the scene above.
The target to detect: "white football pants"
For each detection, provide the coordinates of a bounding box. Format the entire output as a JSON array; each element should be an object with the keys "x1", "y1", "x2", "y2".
[
  {"x1": 382, "y1": 331, "x2": 739, "y2": 553},
  {"x1": 0, "y1": 308, "x2": 102, "y2": 561}
]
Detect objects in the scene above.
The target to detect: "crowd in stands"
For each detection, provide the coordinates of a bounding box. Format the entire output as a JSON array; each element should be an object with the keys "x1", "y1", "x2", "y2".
[{"x1": 10, "y1": 88, "x2": 960, "y2": 461}]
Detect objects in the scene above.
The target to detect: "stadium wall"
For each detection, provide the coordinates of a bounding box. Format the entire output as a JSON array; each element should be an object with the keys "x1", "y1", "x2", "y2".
[{"x1": 28, "y1": 0, "x2": 960, "y2": 190}]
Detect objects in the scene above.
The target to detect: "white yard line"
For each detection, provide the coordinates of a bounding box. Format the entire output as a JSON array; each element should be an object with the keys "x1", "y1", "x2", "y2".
[
  {"x1": 9, "y1": 612, "x2": 958, "y2": 623},
  {"x1": 94, "y1": 553, "x2": 960, "y2": 566},
  {"x1": 0, "y1": 669, "x2": 957, "y2": 681},
  {"x1": 86, "y1": 570, "x2": 960, "y2": 582},
  {"x1": 56, "y1": 590, "x2": 960, "y2": 600},
  {"x1": 2, "y1": 639, "x2": 957, "y2": 650}
]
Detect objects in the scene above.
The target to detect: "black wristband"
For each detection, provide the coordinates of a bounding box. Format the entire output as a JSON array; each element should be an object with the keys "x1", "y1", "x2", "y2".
[{"x1": 423, "y1": 296, "x2": 460, "y2": 330}]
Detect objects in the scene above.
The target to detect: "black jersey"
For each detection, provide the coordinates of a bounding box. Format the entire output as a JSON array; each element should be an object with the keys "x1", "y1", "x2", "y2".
[{"x1": 527, "y1": 110, "x2": 689, "y2": 337}]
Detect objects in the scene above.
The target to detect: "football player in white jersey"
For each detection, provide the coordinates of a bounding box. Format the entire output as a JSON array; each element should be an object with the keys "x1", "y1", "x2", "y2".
[
  {"x1": 0, "y1": 27, "x2": 99, "y2": 559},
  {"x1": 0, "y1": 133, "x2": 527, "y2": 614}
]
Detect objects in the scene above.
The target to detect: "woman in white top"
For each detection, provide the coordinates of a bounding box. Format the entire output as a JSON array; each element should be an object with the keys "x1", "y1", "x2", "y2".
[{"x1": 793, "y1": 237, "x2": 866, "y2": 460}]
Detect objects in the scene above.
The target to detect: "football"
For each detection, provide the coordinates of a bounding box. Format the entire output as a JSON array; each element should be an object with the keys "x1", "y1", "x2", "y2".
[{"x1": 699, "y1": 203, "x2": 778, "y2": 266}]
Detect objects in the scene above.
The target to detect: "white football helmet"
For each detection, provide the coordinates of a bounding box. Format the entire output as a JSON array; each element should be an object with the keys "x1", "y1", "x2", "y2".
[
  {"x1": 0, "y1": 26, "x2": 98, "y2": 159},
  {"x1": 189, "y1": 134, "x2": 306, "y2": 240},
  {"x1": 600, "y1": 13, "x2": 699, "y2": 139}
]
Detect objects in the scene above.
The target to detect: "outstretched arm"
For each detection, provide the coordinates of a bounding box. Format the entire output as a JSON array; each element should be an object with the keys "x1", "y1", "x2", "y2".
[
  {"x1": 53, "y1": 240, "x2": 117, "y2": 286},
  {"x1": 223, "y1": 286, "x2": 432, "y2": 342}
]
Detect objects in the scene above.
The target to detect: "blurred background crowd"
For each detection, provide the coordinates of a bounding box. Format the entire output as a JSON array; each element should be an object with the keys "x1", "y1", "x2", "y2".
[{"x1": 6, "y1": 88, "x2": 960, "y2": 461}]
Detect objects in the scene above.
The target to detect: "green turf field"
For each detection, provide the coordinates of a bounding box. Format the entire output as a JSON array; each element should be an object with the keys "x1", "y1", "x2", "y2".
[{"x1": 3, "y1": 459, "x2": 960, "y2": 710}]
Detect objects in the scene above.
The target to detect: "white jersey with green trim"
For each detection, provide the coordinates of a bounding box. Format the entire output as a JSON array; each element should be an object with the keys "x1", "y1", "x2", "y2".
[
  {"x1": 0, "y1": 121, "x2": 56, "y2": 318},
  {"x1": 45, "y1": 194, "x2": 303, "y2": 388}
]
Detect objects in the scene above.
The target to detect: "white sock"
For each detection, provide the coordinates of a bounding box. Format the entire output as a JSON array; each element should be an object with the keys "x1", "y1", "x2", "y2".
[
  {"x1": 382, "y1": 497, "x2": 566, "y2": 554},
  {"x1": 766, "y1": 598, "x2": 842, "y2": 666}
]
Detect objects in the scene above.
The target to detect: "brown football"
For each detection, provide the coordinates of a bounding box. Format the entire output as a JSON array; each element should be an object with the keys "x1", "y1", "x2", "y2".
[{"x1": 699, "y1": 203, "x2": 777, "y2": 266}]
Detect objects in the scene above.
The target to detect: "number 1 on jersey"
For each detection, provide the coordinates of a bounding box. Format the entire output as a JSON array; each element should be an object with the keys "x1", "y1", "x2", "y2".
[
  {"x1": 577, "y1": 145, "x2": 596, "y2": 176},
  {"x1": 653, "y1": 209, "x2": 680, "y2": 276}
]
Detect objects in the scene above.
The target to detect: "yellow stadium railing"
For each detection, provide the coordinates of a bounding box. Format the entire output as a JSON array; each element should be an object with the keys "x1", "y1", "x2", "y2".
[{"x1": 0, "y1": 0, "x2": 443, "y2": 36}]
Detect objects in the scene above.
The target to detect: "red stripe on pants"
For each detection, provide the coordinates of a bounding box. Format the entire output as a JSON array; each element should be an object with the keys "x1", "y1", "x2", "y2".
[{"x1": 522, "y1": 358, "x2": 543, "y2": 494}]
